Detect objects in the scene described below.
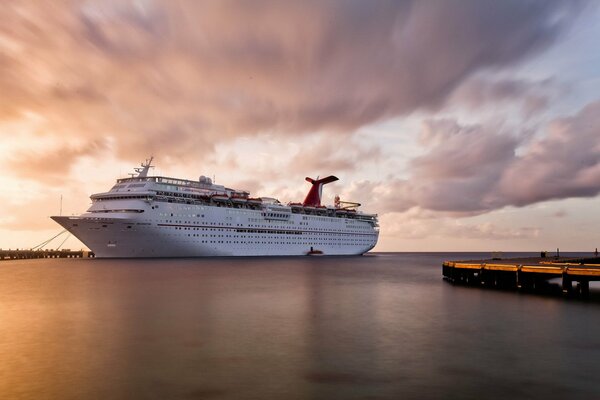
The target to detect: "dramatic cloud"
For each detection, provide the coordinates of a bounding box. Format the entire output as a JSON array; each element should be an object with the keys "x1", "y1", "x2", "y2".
[
  {"x1": 410, "y1": 119, "x2": 520, "y2": 212},
  {"x1": 2, "y1": 0, "x2": 599, "y2": 251},
  {"x1": 353, "y1": 100, "x2": 600, "y2": 216},
  {"x1": 0, "y1": 0, "x2": 586, "y2": 174},
  {"x1": 498, "y1": 100, "x2": 600, "y2": 205}
]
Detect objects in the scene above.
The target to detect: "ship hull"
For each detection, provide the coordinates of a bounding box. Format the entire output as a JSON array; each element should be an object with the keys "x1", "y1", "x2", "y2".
[{"x1": 52, "y1": 213, "x2": 378, "y2": 258}]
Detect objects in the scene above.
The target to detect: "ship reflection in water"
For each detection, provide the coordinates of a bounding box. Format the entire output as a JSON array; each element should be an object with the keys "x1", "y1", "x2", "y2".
[{"x1": 1, "y1": 253, "x2": 599, "y2": 399}]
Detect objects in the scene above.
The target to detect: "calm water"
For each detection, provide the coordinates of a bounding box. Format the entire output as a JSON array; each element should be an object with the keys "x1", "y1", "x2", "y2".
[{"x1": 1, "y1": 253, "x2": 599, "y2": 400}]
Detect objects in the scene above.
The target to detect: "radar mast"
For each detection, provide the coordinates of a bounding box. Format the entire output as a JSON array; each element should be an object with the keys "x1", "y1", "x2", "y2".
[{"x1": 134, "y1": 156, "x2": 154, "y2": 178}]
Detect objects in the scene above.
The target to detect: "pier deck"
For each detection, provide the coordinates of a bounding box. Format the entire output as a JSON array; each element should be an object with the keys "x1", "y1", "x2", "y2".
[
  {"x1": 0, "y1": 249, "x2": 95, "y2": 260},
  {"x1": 443, "y1": 256, "x2": 600, "y2": 298}
]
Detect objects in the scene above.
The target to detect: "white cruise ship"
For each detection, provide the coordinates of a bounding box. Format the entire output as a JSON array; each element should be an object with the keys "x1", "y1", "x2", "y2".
[{"x1": 52, "y1": 158, "x2": 379, "y2": 257}]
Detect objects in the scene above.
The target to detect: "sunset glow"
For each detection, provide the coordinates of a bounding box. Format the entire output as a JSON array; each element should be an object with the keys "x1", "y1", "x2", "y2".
[{"x1": 1, "y1": 0, "x2": 600, "y2": 251}]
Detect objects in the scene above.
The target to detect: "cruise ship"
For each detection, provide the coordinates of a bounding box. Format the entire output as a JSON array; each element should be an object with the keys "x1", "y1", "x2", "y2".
[{"x1": 51, "y1": 158, "x2": 379, "y2": 257}]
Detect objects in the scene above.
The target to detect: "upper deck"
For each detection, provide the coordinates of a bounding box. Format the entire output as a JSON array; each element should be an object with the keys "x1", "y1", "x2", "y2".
[
  {"x1": 89, "y1": 159, "x2": 378, "y2": 225},
  {"x1": 117, "y1": 176, "x2": 227, "y2": 190}
]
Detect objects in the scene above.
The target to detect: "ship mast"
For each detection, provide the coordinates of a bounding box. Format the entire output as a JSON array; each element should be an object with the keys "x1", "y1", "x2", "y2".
[{"x1": 134, "y1": 156, "x2": 154, "y2": 178}]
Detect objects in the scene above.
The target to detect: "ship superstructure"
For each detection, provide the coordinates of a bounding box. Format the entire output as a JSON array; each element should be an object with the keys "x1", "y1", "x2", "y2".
[{"x1": 52, "y1": 158, "x2": 379, "y2": 257}]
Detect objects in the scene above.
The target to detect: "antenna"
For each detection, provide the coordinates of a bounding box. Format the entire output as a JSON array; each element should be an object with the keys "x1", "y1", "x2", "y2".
[
  {"x1": 60, "y1": 195, "x2": 63, "y2": 216},
  {"x1": 133, "y1": 156, "x2": 155, "y2": 178}
]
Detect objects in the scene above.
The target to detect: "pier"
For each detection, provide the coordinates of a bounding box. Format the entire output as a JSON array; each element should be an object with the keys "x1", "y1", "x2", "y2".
[
  {"x1": 0, "y1": 249, "x2": 95, "y2": 261},
  {"x1": 443, "y1": 256, "x2": 600, "y2": 299}
]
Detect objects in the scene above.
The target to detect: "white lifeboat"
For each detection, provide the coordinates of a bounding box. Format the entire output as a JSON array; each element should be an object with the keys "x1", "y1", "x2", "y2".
[{"x1": 211, "y1": 194, "x2": 229, "y2": 202}]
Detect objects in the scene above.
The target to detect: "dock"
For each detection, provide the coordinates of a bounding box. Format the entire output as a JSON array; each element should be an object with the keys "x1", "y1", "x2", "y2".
[
  {"x1": 443, "y1": 256, "x2": 600, "y2": 298},
  {"x1": 0, "y1": 249, "x2": 95, "y2": 261}
]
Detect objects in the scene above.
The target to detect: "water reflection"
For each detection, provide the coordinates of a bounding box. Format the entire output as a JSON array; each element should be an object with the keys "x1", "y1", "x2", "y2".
[{"x1": 0, "y1": 254, "x2": 599, "y2": 399}]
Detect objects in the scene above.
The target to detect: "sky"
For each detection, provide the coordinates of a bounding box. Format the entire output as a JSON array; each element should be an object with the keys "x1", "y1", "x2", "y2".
[{"x1": 1, "y1": 0, "x2": 600, "y2": 252}]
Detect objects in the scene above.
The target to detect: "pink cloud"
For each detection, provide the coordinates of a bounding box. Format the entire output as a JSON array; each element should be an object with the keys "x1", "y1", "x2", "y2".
[
  {"x1": 0, "y1": 0, "x2": 586, "y2": 177},
  {"x1": 351, "y1": 100, "x2": 600, "y2": 215},
  {"x1": 498, "y1": 100, "x2": 600, "y2": 205}
]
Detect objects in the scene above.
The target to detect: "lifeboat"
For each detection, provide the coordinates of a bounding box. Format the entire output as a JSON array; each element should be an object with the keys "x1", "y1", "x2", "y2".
[
  {"x1": 247, "y1": 197, "x2": 262, "y2": 205},
  {"x1": 211, "y1": 194, "x2": 229, "y2": 202}
]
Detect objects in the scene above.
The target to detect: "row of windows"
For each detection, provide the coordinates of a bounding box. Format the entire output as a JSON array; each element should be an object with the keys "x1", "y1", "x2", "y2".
[
  {"x1": 90, "y1": 216, "x2": 374, "y2": 235},
  {"x1": 90, "y1": 209, "x2": 144, "y2": 213},
  {"x1": 302, "y1": 215, "x2": 336, "y2": 222},
  {"x1": 154, "y1": 211, "x2": 372, "y2": 230},
  {"x1": 182, "y1": 236, "x2": 374, "y2": 246},
  {"x1": 176, "y1": 237, "x2": 375, "y2": 246},
  {"x1": 181, "y1": 233, "x2": 374, "y2": 241},
  {"x1": 161, "y1": 225, "x2": 376, "y2": 236},
  {"x1": 236, "y1": 228, "x2": 300, "y2": 235},
  {"x1": 93, "y1": 195, "x2": 151, "y2": 201},
  {"x1": 264, "y1": 213, "x2": 289, "y2": 219}
]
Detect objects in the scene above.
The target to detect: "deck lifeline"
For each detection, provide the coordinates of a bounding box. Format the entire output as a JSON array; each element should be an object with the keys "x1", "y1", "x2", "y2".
[{"x1": 442, "y1": 257, "x2": 600, "y2": 298}]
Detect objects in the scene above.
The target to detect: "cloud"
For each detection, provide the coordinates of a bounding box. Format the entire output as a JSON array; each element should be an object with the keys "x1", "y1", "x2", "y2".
[
  {"x1": 344, "y1": 119, "x2": 520, "y2": 214},
  {"x1": 450, "y1": 77, "x2": 559, "y2": 116},
  {"x1": 8, "y1": 140, "x2": 108, "y2": 182},
  {"x1": 226, "y1": 178, "x2": 263, "y2": 195},
  {"x1": 286, "y1": 136, "x2": 381, "y2": 175},
  {"x1": 410, "y1": 119, "x2": 520, "y2": 212},
  {"x1": 0, "y1": 185, "x2": 90, "y2": 231},
  {"x1": 381, "y1": 210, "x2": 540, "y2": 240},
  {"x1": 0, "y1": 0, "x2": 586, "y2": 177},
  {"x1": 353, "y1": 100, "x2": 600, "y2": 216},
  {"x1": 449, "y1": 223, "x2": 540, "y2": 241},
  {"x1": 498, "y1": 100, "x2": 600, "y2": 205}
]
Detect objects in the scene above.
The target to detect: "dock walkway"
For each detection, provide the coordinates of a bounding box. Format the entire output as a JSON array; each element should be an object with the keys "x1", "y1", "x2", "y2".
[
  {"x1": 443, "y1": 256, "x2": 600, "y2": 298},
  {"x1": 0, "y1": 249, "x2": 95, "y2": 260}
]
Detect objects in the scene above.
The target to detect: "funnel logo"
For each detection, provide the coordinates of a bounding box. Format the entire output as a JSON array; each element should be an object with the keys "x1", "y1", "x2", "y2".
[{"x1": 302, "y1": 176, "x2": 339, "y2": 206}]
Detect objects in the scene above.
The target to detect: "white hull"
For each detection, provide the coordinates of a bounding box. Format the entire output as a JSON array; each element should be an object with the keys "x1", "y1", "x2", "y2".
[{"x1": 52, "y1": 202, "x2": 378, "y2": 258}]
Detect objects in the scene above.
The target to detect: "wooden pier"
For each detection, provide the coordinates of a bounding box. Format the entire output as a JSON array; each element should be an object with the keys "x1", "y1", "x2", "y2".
[
  {"x1": 443, "y1": 256, "x2": 600, "y2": 298},
  {"x1": 0, "y1": 249, "x2": 95, "y2": 261}
]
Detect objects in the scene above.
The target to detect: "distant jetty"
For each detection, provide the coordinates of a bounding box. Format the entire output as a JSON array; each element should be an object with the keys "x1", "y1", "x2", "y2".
[
  {"x1": 0, "y1": 249, "x2": 95, "y2": 260},
  {"x1": 443, "y1": 256, "x2": 600, "y2": 299}
]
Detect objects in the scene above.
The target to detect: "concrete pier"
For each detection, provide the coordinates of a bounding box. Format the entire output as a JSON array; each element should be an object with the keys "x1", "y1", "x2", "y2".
[{"x1": 443, "y1": 257, "x2": 600, "y2": 299}]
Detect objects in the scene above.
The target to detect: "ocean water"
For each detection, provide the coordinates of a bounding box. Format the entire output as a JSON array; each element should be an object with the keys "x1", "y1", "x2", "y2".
[{"x1": 1, "y1": 252, "x2": 599, "y2": 400}]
